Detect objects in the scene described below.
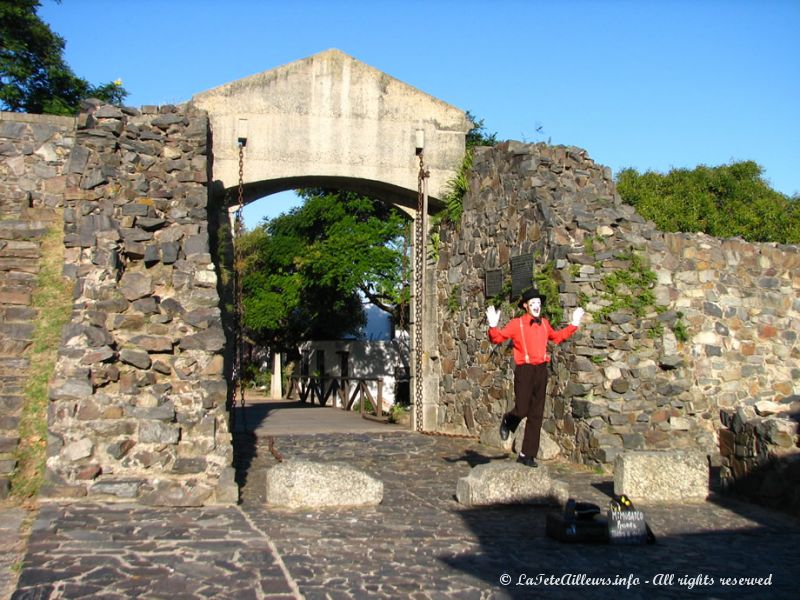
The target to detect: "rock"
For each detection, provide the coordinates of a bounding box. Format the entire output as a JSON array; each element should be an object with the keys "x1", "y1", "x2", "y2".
[
  {"x1": 119, "y1": 271, "x2": 153, "y2": 301},
  {"x1": 536, "y1": 429, "x2": 561, "y2": 460},
  {"x1": 139, "y1": 480, "x2": 214, "y2": 506},
  {"x1": 120, "y1": 349, "x2": 151, "y2": 370},
  {"x1": 49, "y1": 378, "x2": 93, "y2": 401},
  {"x1": 95, "y1": 105, "x2": 124, "y2": 118},
  {"x1": 138, "y1": 421, "x2": 179, "y2": 444},
  {"x1": 90, "y1": 479, "x2": 141, "y2": 498},
  {"x1": 264, "y1": 460, "x2": 383, "y2": 508},
  {"x1": 658, "y1": 355, "x2": 684, "y2": 370},
  {"x1": 614, "y1": 450, "x2": 708, "y2": 502},
  {"x1": 611, "y1": 379, "x2": 630, "y2": 394},
  {"x1": 669, "y1": 416, "x2": 692, "y2": 430},
  {"x1": 213, "y1": 467, "x2": 239, "y2": 505},
  {"x1": 62, "y1": 438, "x2": 93, "y2": 462},
  {"x1": 179, "y1": 327, "x2": 225, "y2": 352},
  {"x1": 184, "y1": 307, "x2": 220, "y2": 329},
  {"x1": 456, "y1": 461, "x2": 568, "y2": 507},
  {"x1": 754, "y1": 400, "x2": 788, "y2": 416},
  {"x1": 107, "y1": 439, "x2": 135, "y2": 459},
  {"x1": 151, "y1": 114, "x2": 186, "y2": 129},
  {"x1": 129, "y1": 335, "x2": 174, "y2": 353}
]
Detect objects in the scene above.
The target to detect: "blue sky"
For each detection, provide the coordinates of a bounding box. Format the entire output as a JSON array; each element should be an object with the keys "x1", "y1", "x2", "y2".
[{"x1": 39, "y1": 0, "x2": 800, "y2": 228}]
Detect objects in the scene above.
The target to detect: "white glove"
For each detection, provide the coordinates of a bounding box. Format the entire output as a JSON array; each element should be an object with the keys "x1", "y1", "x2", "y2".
[
  {"x1": 486, "y1": 306, "x2": 501, "y2": 328},
  {"x1": 571, "y1": 307, "x2": 585, "y2": 327}
]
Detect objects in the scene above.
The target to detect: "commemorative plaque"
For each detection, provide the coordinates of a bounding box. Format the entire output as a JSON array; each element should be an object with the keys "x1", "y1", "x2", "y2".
[
  {"x1": 511, "y1": 253, "x2": 533, "y2": 298},
  {"x1": 484, "y1": 269, "x2": 503, "y2": 299}
]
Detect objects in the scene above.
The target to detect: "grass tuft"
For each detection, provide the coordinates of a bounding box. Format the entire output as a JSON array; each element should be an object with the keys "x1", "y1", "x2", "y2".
[{"x1": 9, "y1": 216, "x2": 72, "y2": 501}]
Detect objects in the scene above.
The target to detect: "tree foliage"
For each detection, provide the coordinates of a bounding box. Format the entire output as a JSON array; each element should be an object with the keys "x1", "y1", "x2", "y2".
[
  {"x1": 617, "y1": 161, "x2": 800, "y2": 244},
  {"x1": 436, "y1": 112, "x2": 498, "y2": 225},
  {"x1": 1, "y1": 0, "x2": 127, "y2": 115},
  {"x1": 239, "y1": 190, "x2": 409, "y2": 351},
  {"x1": 465, "y1": 111, "x2": 498, "y2": 149}
]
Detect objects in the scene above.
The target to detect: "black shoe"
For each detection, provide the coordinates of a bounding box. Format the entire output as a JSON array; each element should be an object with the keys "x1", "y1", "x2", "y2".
[
  {"x1": 516, "y1": 455, "x2": 538, "y2": 468},
  {"x1": 499, "y1": 416, "x2": 510, "y2": 441}
]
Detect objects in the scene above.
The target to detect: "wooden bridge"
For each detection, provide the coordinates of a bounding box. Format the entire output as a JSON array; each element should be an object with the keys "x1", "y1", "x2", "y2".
[{"x1": 286, "y1": 375, "x2": 386, "y2": 421}]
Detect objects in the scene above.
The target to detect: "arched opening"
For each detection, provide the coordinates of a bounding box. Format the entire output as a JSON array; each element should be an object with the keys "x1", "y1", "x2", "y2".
[{"x1": 212, "y1": 179, "x2": 419, "y2": 442}]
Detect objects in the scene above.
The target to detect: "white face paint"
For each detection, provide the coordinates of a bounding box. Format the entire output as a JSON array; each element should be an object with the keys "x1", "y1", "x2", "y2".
[{"x1": 527, "y1": 298, "x2": 542, "y2": 318}]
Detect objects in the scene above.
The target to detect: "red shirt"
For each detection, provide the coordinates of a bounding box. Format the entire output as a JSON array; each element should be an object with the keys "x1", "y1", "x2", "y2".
[{"x1": 488, "y1": 317, "x2": 578, "y2": 365}]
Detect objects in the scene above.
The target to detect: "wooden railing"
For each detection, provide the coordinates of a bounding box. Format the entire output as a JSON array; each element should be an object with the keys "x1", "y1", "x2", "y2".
[{"x1": 286, "y1": 376, "x2": 385, "y2": 420}]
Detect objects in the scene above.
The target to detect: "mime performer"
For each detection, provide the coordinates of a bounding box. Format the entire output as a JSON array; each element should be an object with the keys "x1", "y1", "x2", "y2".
[{"x1": 486, "y1": 288, "x2": 584, "y2": 467}]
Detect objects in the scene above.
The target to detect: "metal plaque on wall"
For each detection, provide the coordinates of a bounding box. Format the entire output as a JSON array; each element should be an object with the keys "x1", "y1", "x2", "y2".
[
  {"x1": 511, "y1": 253, "x2": 533, "y2": 298},
  {"x1": 484, "y1": 269, "x2": 503, "y2": 299}
]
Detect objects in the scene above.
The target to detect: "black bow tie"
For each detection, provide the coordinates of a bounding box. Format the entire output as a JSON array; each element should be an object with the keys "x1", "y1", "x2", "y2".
[{"x1": 530, "y1": 317, "x2": 541, "y2": 325}]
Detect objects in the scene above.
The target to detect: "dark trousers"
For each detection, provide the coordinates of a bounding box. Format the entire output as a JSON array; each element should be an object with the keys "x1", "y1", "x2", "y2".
[{"x1": 504, "y1": 363, "x2": 548, "y2": 458}]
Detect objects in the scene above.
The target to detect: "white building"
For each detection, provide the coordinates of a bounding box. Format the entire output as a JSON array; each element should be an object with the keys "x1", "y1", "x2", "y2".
[{"x1": 297, "y1": 304, "x2": 410, "y2": 407}]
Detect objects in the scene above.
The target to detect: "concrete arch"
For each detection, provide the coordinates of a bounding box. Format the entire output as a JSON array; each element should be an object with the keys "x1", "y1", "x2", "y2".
[
  {"x1": 222, "y1": 174, "x2": 424, "y2": 214},
  {"x1": 192, "y1": 49, "x2": 471, "y2": 209}
]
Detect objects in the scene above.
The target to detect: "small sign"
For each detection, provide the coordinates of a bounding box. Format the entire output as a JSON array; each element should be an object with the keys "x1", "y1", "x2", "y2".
[
  {"x1": 607, "y1": 510, "x2": 648, "y2": 544},
  {"x1": 484, "y1": 269, "x2": 503, "y2": 299},
  {"x1": 511, "y1": 253, "x2": 533, "y2": 298}
]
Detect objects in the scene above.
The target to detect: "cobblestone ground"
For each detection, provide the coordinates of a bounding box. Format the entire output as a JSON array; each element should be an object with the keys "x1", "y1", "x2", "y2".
[
  {"x1": 8, "y1": 431, "x2": 800, "y2": 599},
  {"x1": 0, "y1": 506, "x2": 27, "y2": 599}
]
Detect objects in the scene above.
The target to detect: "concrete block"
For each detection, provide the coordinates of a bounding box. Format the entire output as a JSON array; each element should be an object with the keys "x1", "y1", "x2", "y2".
[
  {"x1": 265, "y1": 460, "x2": 383, "y2": 509},
  {"x1": 614, "y1": 450, "x2": 708, "y2": 502},
  {"x1": 456, "y1": 461, "x2": 568, "y2": 507}
]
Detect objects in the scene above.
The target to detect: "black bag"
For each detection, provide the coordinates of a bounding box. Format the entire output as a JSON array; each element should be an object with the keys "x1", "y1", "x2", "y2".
[
  {"x1": 546, "y1": 498, "x2": 609, "y2": 543},
  {"x1": 546, "y1": 495, "x2": 656, "y2": 544}
]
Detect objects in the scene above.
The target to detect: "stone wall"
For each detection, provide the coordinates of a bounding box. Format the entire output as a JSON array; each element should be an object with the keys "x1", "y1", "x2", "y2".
[
  {"x1": 0, "y1": 112, "x2": 75, "y2": 498},
  {"x1": 44, "y1": 102, "x2": 236, "y2": 505},
  {"x1": 719, "y1": 401, "x2": 800, "y2": 514},
  {"x1": 435, "y1": 142, "x2": 800, "y2": 468}
]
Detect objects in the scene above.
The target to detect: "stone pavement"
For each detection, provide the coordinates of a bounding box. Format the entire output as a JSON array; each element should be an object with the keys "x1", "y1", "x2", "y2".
[
  {"x1": 0, "y1": 506, "x2": 27, "y2": 599},
  {"x1": 5, "y1": 429, "x2": 800, "y2": 599}
]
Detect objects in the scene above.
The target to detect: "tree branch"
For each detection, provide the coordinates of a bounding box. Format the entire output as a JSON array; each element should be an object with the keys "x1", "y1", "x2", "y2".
[{"x1": 359, "y1": 285, "x2": 395, "y2": 315}]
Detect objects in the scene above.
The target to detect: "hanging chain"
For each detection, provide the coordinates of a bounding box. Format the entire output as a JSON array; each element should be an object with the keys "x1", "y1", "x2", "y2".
[
  {"x1": 398, "y1": 221, "x2": 410, "y2": 333},
  {"x1": 231, "y1": 142, "x2": 248, "y2": 433},
  {"x1": 413, "y1": 152, "x2": 428, "y2": 433}
]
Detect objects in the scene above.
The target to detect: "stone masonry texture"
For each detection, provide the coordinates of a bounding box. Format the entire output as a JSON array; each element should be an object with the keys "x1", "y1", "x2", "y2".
[
  {"x1": 3, "y1": 104, "x2": 799, "y2": 512},
  {"x1": 41, "y1": 101, "x2": 235, "y2": 505},
  {"x1": 1, "y1": 112, "x2": 76, "y2": 498},
  {"x1": 433, "y1": 142, "x2": 799, "y2": 486}
]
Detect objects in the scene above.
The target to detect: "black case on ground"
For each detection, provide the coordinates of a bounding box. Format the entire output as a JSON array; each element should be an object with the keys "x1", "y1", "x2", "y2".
[{"x1": 545, "y1": 511, "x2": 609, "y2": 543}]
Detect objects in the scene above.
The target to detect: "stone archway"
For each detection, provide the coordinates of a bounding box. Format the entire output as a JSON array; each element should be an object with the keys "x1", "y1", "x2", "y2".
[
  {"x1": 42, "y1": 50, "x2": 470, "y2": 506},
  {"x1": 194, "y1": 49, "x2": 472, "y2": 435},
  {"x1": 192, "y1": 49, "x2": 471, "y2": 210}
]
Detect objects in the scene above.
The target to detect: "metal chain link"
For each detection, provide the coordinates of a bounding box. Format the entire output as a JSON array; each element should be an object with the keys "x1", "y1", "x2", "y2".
[
  {"x1": 231, "y1": 143, "x2": 248, "y2": 433},
  {"x1": 398, "y1": 221, "x2": 410, "y2": 334},
  {"x1": 413, "y1": 153, "x2": 428, "y2": 433}
]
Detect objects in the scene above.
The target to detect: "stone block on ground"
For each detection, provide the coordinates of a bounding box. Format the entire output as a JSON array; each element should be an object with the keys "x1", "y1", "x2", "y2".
[
  {"x1": 456, "y1": 461, "x2": 568, "y2": 507},
  {"x1": 264, "y1": 459, "x2": 383, "y2": 508},
  {"x1": 480, "y1": 418, "x2": 561, "y2": 461},
  {"x1": 614, "y1": 450, "x2": 709, "y2": 503}
]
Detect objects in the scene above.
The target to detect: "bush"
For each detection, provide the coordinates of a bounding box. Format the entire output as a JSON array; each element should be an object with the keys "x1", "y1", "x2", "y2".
[{"x1": 617, "y1": 161, "x2": 800, "y2": 244}]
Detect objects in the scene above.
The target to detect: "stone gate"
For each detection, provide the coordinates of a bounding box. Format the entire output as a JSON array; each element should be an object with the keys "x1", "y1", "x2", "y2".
[
  {"x1": 1, "y1": 50, "x2": 470, "y2": 505},
  {"x1": 1, "y1": 50, "x2": 797, "y2": 507}
]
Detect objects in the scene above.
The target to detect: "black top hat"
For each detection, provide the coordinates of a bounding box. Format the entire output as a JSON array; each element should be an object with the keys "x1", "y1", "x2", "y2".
[{"x1": 518, "y1": 288, "x2": 546, "y2": 309}]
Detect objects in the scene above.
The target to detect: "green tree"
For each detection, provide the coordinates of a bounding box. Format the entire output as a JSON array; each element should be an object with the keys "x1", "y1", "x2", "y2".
[
  {"x1": 617, "y1": 161, "x2": 800, "y2": 244},
  {"x1": 1, "y1": 0, "x2": 127, "y2": 115},
  {"x1": 465, "y1": 110, "x2": 498, "y2": 149},
  {"x1": 239, "y1": 190, "x2": 409, "y2": 351},
  {"x1": 436, "y1": 112, "x2": 498, "y2": 225}
]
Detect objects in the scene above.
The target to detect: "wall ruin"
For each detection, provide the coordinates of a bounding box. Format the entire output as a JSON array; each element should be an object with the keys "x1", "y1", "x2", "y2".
[{"x1": 434, "y1": 142, "x2": 799, "y2": 468}]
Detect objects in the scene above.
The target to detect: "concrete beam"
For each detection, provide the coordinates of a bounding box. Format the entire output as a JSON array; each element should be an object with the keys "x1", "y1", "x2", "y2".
[{"x1": 192, "y1": 49, "x2": 471, "y2": 208}]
